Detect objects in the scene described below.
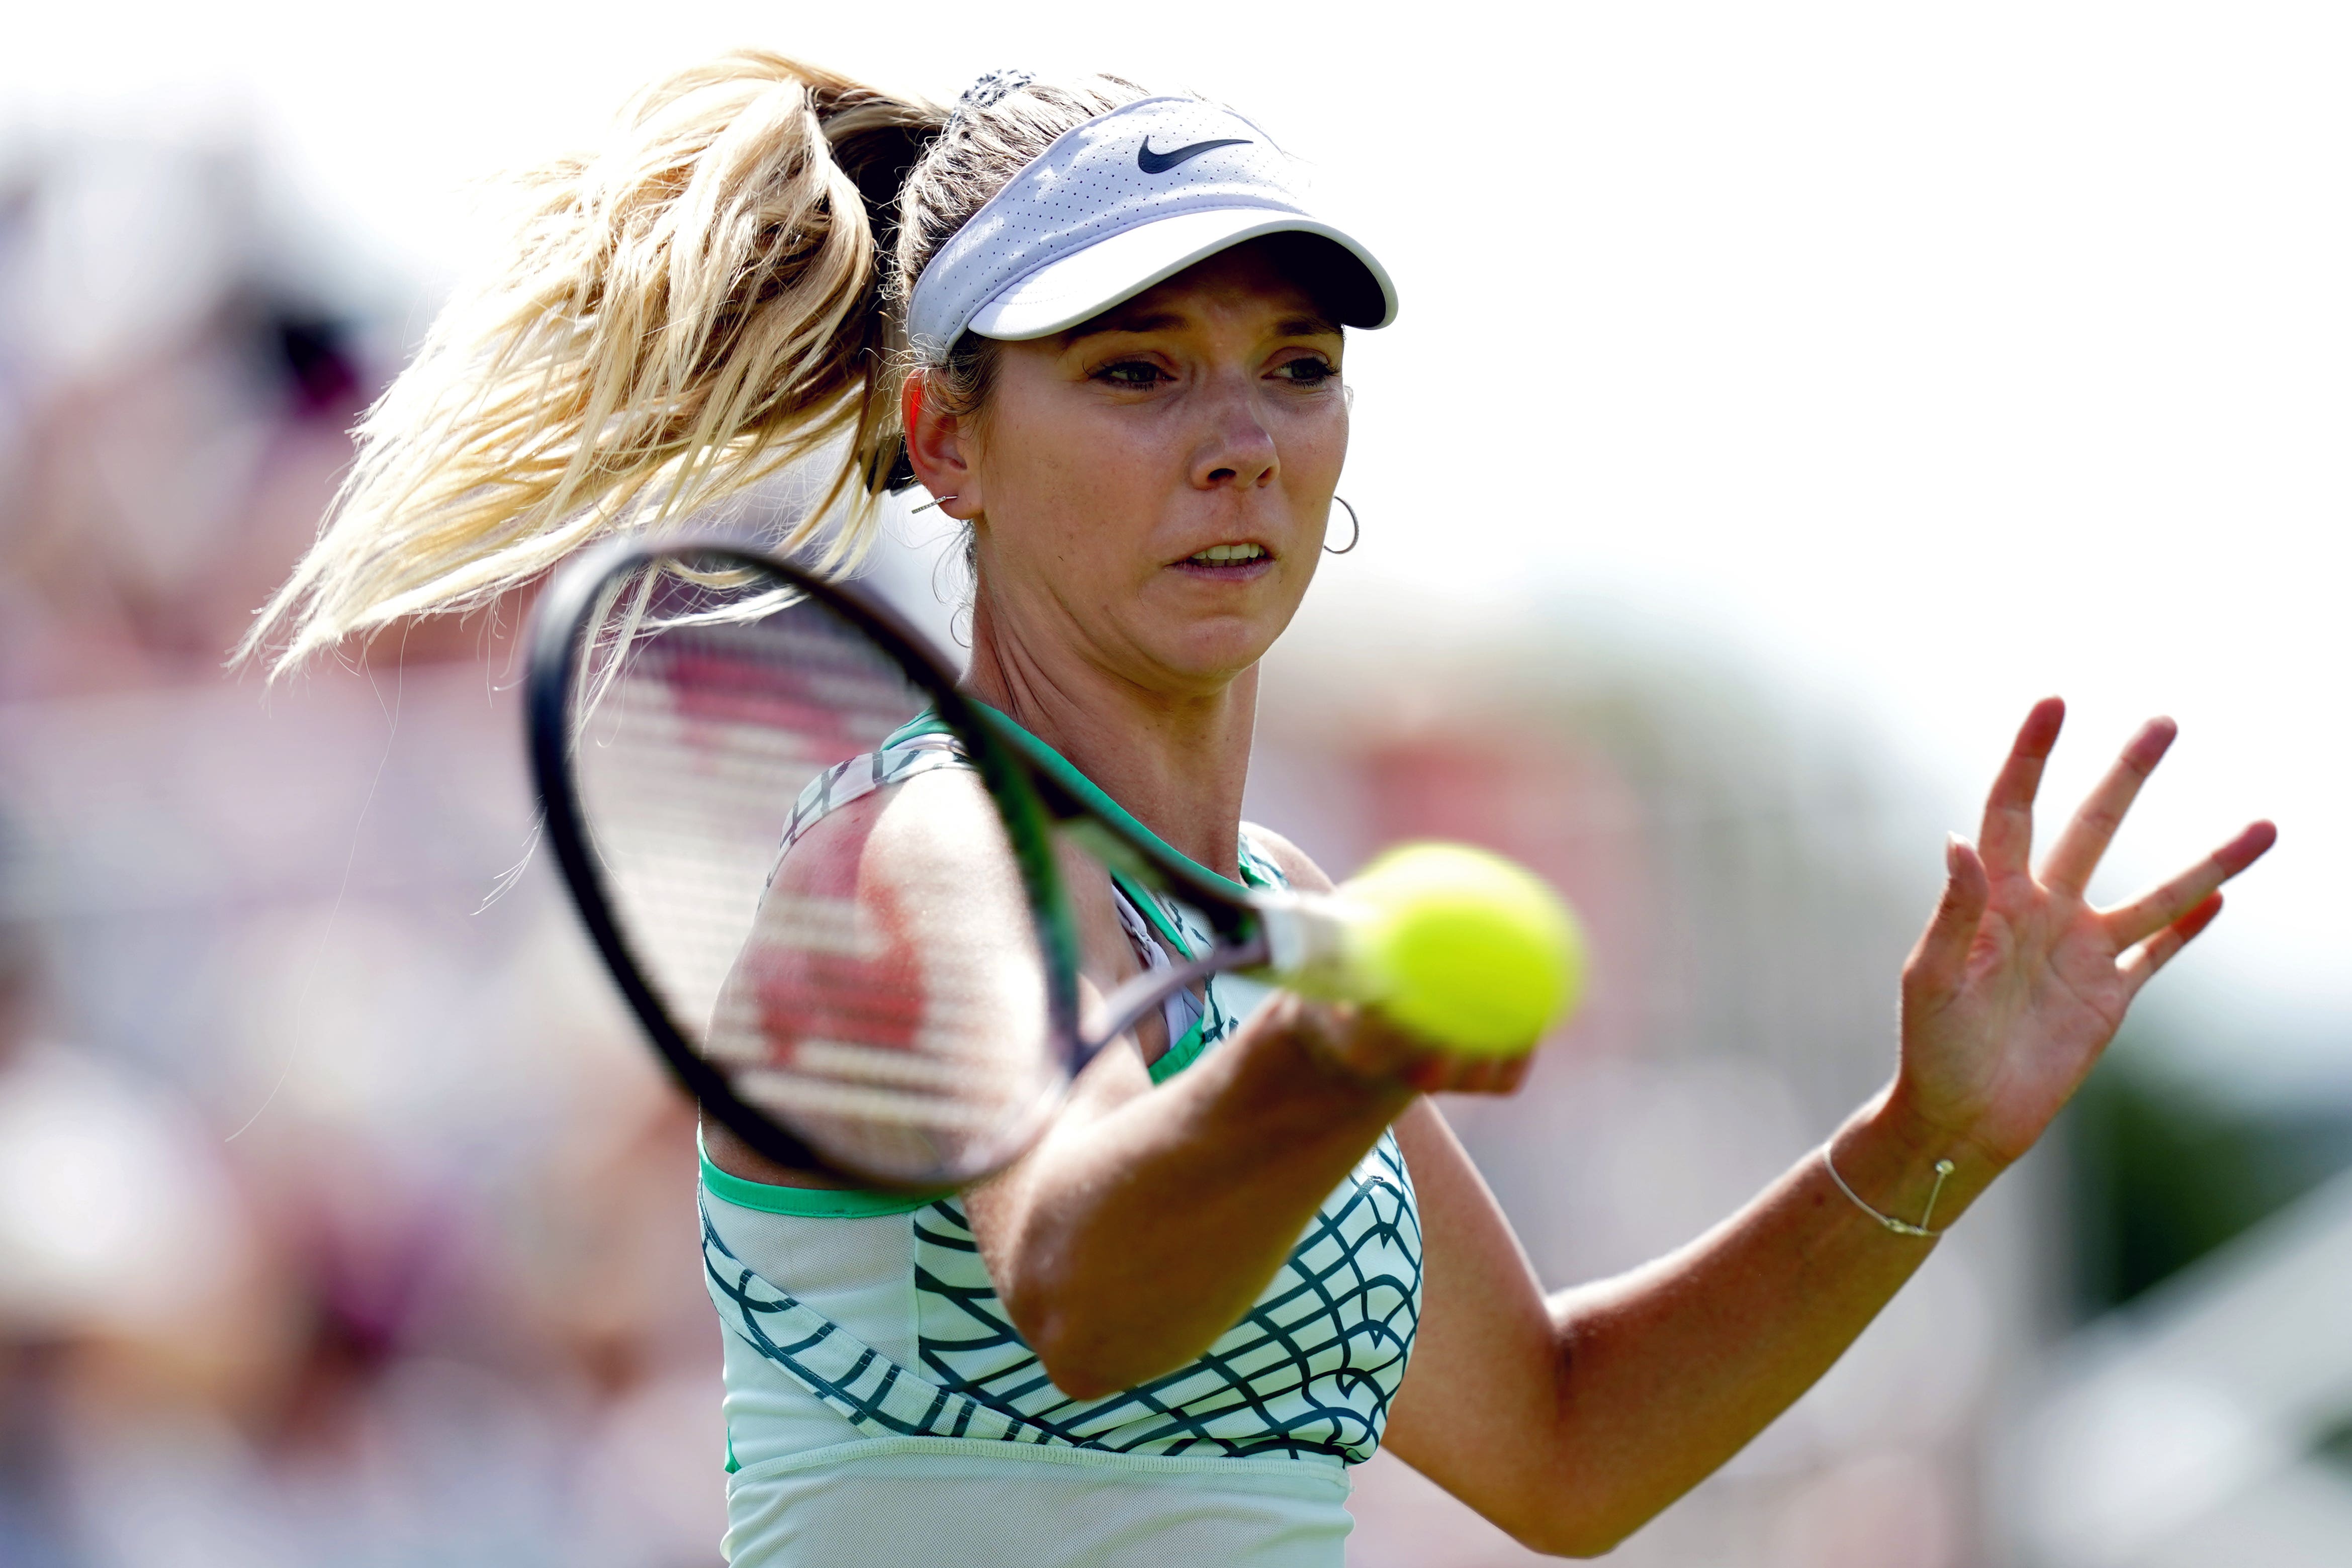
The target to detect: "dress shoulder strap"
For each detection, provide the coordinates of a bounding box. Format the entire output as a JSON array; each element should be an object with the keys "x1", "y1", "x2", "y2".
[{"x1": 772, "y1": 725, "x2": 969, "y2": 880}]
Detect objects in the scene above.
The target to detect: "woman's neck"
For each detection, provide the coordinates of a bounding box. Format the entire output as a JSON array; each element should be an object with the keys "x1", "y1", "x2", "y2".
[{"x1": 962, "y1": 604, "x2": 1256, "y2": 881}]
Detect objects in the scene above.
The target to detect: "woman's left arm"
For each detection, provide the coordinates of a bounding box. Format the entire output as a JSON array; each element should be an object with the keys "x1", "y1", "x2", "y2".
[{"x1": 1381, "y1": 699, "x2": 2275, "y2": 1557}]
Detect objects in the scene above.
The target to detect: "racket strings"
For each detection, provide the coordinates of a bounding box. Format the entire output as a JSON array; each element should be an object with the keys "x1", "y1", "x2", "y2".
[{"x1": 569, "y1": 565, "x2": 1052, "y2": 1170}]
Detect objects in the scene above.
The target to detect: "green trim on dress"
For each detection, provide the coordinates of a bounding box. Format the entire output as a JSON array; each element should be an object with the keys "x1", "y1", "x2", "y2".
[
  {"x1": 699, "y1": 1130, "x2": 940, "y2": 1217},
  {"x1": 1148, "y1": 1014, "x2": 1212, "y2": 1085}
]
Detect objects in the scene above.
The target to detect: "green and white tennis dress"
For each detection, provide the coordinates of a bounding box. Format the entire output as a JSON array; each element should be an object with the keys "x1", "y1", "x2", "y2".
[{"x1": 699, "y1": 713, "x2": 1423, "y2": 1566}]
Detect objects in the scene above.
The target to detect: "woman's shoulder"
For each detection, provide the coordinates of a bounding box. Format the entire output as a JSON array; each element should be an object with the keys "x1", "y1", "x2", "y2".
[{"x1": 1237, "y1": 822, "x2": 1333, "y2": 894}]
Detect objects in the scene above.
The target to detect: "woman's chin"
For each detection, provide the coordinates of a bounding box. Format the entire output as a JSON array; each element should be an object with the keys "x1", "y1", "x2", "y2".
[{"x1": 1134, "y1": 626, "x2": 1283, "y2": 695}]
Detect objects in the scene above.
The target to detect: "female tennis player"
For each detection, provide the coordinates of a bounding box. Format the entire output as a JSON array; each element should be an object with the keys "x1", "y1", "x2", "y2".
[{"x1": 248, "y1": 55, "x2": 2275, "y2": 1564}]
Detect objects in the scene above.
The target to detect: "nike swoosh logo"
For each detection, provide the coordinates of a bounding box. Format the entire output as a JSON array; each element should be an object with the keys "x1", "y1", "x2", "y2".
[{"x1": 1137, "y1": 137, "x2": 1251, "y2": 174}]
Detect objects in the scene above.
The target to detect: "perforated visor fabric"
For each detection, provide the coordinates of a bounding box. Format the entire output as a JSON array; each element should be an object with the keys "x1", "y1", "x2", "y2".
[{"x1": 905, "y1": 96, "x2": 1397, "y2": 352}]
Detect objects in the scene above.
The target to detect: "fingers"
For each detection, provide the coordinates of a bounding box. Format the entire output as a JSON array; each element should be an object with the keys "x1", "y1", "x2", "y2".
[
  {"x1": 1315, "y1": 1001, "x2": 1537, "y2": 1096},
  {"x1": 1905, "y1": 834, "x2": 1991, "y2": 1003},
  {"x1": 1446, "y1": 1054, "x2": 1532, "y2": 1095},
  {"x1": 2104, "y1": 819, "x2": 2278, "y2": 948},
  {"x1": 2041, "y1": 717, "x2": 2177, "y2": 897},
  {"x1": 1402, "y1": 1045, "x2": 1535, "y2": 1095},
  {"x1": 1978, "y1": 698, "x2": 2066, "y2": 878},
  {"x1": 2120, "y1": 892, "x2": 2226, "y2": 997}
]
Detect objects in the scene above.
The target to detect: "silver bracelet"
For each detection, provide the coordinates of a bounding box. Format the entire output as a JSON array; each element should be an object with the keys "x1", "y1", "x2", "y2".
[{"x1": 1823, "y1": 1146, "x2": 1956, "y2": 1238}]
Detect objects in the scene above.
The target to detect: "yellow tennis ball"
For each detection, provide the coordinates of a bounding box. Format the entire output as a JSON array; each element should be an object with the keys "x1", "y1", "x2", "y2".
[{"x1": 1339, "y1": 843, "x2": 1587, "y2": 1055}]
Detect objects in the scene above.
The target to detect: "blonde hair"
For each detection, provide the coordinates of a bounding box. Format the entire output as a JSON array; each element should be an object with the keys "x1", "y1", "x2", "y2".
[{"x1": 243, "y1": 52, "x2": 1146, "y2": 673}]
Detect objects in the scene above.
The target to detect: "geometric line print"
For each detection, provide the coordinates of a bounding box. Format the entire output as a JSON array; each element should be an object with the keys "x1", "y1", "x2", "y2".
[
  {"x1": 912, "y1": 1133, "x2": 1418, "y2": 1462},
  {"x1": 703, "y1": 1204, "x2": 1055, "y2": 1448},
  {"x1": 703, "y1": 1132, "x2": 1419, "y2": 1463}
]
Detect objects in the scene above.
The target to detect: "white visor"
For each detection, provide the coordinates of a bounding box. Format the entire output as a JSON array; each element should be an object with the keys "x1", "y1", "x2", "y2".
[{"x1": 904, "y1": 96, "x2": 1398, "y2": 353}]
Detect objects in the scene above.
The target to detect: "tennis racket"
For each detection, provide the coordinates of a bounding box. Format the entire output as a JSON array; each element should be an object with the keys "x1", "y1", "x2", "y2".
[{"x1": 526, "y1": 534, "x2": 1581, "y2": 1190}]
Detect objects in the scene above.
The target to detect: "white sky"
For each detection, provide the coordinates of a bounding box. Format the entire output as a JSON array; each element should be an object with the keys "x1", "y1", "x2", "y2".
[{"x1": 8, "y1": 3, "x2": 2347, "y2": 1041}]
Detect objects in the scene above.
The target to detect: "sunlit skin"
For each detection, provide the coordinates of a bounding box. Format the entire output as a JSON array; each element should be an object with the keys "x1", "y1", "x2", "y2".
[
  {"x1": 955, "y1": 260, "x2": 1340, "y2": 703},
  {"x1": 707, "y1": 237, "x2": 2277, "y2": 1556}
]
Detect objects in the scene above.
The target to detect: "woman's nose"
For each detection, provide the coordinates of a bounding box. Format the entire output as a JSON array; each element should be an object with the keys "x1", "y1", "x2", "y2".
[{"x1": 1189, "y1": 382, "x2": 1280, "y2": 490}]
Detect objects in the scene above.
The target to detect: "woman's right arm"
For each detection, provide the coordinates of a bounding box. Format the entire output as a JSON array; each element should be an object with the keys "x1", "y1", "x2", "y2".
[
  {"x1": 958, "y1": 813, "x2": 1523, "y2": 1400},
  {"x1": 961, "y1": 993, "x2": 1413, "y2": 1398}
]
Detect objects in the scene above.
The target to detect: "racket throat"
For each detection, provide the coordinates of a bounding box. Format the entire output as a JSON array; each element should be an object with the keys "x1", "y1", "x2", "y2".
[
  {"x1": 1080, "y1": 895, "x2": 1384, "y2": 1061},
  {"x1": 1079, "y1": 937, "x2": 1268, "y2": 1061}
]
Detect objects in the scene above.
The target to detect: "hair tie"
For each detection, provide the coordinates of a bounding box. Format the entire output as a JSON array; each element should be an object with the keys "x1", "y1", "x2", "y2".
[{"x1": 947, "y1": 68, "x2": 1035, "y2": 135}]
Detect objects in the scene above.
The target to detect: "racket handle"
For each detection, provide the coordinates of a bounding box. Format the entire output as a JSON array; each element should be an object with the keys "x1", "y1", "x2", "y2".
[{"x1": 1256, "y1": 893, "x2": 1381, "y2": 1002}]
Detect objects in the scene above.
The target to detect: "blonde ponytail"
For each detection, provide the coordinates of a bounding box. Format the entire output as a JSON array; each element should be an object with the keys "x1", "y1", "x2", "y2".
[
  {"x1": 239, "y1": 53, "x2": 910, "y2": 669},
  {"x1": 245, "y1": 51, "x2": 1150, "y2": 674}
]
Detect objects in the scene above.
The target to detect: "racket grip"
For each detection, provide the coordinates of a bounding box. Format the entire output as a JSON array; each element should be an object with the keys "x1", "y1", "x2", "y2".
[{"x1": 1256, "y1": 893, "x2": 1383, "y2": 1002}]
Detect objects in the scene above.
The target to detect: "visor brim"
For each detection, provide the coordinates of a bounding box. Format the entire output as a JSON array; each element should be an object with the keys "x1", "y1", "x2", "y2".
[{"x1": 967, "y1": 208, "x2": 1398, "y2": 342}]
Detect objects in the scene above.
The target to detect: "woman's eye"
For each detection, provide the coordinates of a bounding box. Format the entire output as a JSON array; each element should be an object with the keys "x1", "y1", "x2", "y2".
[
  {"x1": 1273, "y1": 357, "x2": 1338, "y2": 386},
  {"x1": 1094, "y1": 360, "x2": 1168, "y2": 388}
]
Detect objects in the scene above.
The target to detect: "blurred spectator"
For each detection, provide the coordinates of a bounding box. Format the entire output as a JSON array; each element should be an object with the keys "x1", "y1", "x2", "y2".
[
  {"x1": 0, "y1": 816, "x2": 264, "y2": 1566},
  {"x1": 0, "y1": 131, "x2": 384, "y2": 700}
]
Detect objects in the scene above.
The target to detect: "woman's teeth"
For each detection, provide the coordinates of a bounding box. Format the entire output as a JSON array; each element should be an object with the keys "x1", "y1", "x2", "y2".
[{"x1": 1188, "y1": 543, "x2": 1267, "y2": 564}]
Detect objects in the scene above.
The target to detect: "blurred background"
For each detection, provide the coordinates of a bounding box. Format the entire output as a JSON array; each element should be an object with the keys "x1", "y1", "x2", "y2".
[{"x1": 1, "y1": 3, "x2": 2344, "y2": 1564}]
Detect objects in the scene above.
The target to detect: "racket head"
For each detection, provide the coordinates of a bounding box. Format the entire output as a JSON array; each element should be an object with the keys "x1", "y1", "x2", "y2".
[{"x1": 527, "y1": 535, "x2": 1079, "y2": 1189}]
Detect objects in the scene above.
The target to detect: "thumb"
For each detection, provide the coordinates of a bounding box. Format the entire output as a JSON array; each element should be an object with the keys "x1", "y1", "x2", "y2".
[{"x1": 1906, "y1": 834, "x2": 1988, "y2": 1004}]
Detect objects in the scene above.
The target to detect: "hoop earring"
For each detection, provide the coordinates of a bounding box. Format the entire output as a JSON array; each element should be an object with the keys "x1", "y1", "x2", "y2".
[
  {"x1": 911, "y1": 493, "x2": 959, "y2": 514},
  {"x1": 1323, "y1": 496, "x2": 1361, "y2": 555}
]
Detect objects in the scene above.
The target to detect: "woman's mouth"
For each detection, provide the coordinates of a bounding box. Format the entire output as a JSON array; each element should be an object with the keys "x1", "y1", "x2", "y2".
[{"x1": 1175, "y1": 542, "x2": 1273, "y2": 579}]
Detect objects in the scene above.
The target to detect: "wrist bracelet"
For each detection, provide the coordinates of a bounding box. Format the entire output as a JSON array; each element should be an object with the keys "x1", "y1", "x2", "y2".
[{"x1": 1823, "y1": 1146, "x2": 1956, "y2": 1238}]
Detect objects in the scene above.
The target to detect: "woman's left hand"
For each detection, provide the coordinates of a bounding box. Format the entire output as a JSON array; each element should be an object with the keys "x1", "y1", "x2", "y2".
[{"x1": 1893, "y1": 697, "x2": 2275, "y2": 1171}]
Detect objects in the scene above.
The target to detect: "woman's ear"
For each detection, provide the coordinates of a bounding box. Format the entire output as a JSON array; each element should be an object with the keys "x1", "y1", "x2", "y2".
[{"x1": 901, "y1": 371, "x2": 980, "y2": 518}]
